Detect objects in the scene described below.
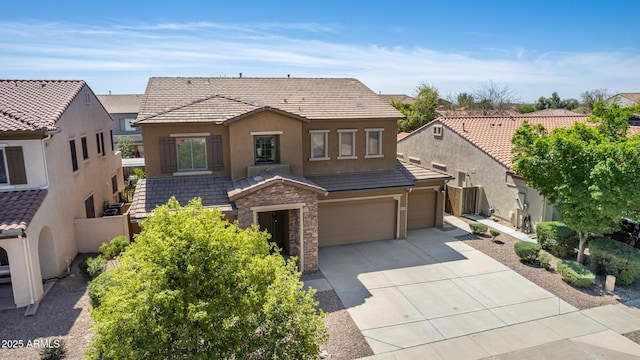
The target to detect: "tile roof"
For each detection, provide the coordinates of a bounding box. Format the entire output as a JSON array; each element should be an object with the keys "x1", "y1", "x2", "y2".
[
  {"x1": 398, "y1": 160, "x2": 453, "y2": 182},
  {"x1": 0, "y1": 190, "x2": 47, "y2": 234},
  {"x1": 378, "y1": 94, "x2": 414, "y2": 105},
  {"x1": 307, "y1": 164, "x2": 417, "y2": 193},
  {"x1": 0, "y1": 80, "x2": 85, "y2": 132},
  {"x1": 528, "y1": 108, "x2": 586, "y2": 116},
  {"x1": 129, "y1": 176, "x2": 234, "y2": 219},
  {"x1": 228, "y1": 169, "x2": 326, "y2": 201},
  {"x1": 427, "y1": 115, "x2": 592, "y2": 169},
  {"x1": 617, "y1": 93, "x2": 640, "y2": 103},
  {"x1": 136, "y1": 77, "x2": 403, "y2": 124},
  {"x1": 96, "y1": 94, "x2": 143, "y2": 114}
]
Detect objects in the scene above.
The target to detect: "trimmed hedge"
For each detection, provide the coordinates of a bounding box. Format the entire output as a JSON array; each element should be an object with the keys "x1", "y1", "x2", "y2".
[
  {"x1": 557, "y1": 260, "x2": 595, "y2": 288},
  {"x1": 538, "y1": 252, "x2": 551, "y2": 270},
  {"x1": 536, "y1": 221, "x2": 579, "y2": 258},
  {"x1": 489, "y1": 229, "x2": 501, "y2": 239},
  {"x1": 87, "y1": 269, "x2": 119, "y2": 308},
  {"x1": 99, "y1": 236, "x2": 130, "y2": 260},
  {"x1": 590, "y1": 237, "x2": 640, "y2": 286},
  {"x1": 470, "y1": 223, "x2": 488, "y2": 235},
  {"x1": 514, "y1": 242, "x2": 541, "y2": 263}
]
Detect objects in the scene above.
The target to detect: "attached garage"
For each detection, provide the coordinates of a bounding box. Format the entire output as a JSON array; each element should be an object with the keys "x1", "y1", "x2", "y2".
[
  {"x1": 407, "y1": 190, "x2": 437, "y2": 229},
  {"x1": 318, "y1": 197, "x2": 397, "y2": 246}
]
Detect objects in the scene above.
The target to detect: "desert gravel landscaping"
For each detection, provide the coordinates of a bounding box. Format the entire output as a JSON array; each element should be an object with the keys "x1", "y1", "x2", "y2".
[{"x1": 3, "y1": 219, "x2": 640, "y2": 360}]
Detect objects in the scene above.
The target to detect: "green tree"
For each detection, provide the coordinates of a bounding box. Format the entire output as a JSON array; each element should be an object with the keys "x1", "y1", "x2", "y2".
[
  {"x1": 516, "y1": 104, "x2": 536, "y2": 113},
  {"x1": 116, "y1": 136, "x2": 136, "y2": 158},
  {"x1": 389, "y1": 98, "x2": 411, "y2": 118},
  {"x1": 535, "y1": 92, "x2": 579, "y2": 110},
  {"x1": 398, "y1": 83, "x2": 439, "y2": 133},
  {"x1": 581, "y1": 88, "x2": 611, "y2": 112},
  {"x1": 511, "y1": 102, "x2": 640, "y2": 263},
  {"x1": 87, "y1": 198, "x2": 327, "y2": 359},
  {"x1": 471, "y1": 81, "x2": 518, "y2": 115}
]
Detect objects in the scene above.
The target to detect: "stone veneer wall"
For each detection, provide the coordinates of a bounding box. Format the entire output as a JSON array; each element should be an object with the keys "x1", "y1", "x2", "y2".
[{"x1": 235, "y1": 182, "x2": 319, "y2": 272}]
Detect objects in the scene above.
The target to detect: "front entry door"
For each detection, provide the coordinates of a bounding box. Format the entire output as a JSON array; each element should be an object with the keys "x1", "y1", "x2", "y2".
[{"x1": 258, "y1": 210, "x2": 289, "y2": 254}]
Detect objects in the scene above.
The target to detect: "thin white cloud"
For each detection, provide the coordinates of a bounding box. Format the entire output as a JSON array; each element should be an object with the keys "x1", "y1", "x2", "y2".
[{"x1": 0, "y1": 21, "x2": 637, "y2": 101}]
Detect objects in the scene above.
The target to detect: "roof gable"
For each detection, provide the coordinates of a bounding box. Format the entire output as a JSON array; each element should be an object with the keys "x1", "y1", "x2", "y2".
[
  {"x1": 136, "y1": 77, "x2": 403, "y2": 124},
  {"x1": 228, "y1": 170, "x2": 325, "y2": 201},
  {"x1": 0, "y1": 80, "x2": 86, "y2": 132},
  {"x1": 97, "y1": 94, "x2": 143, "y2": 114}
]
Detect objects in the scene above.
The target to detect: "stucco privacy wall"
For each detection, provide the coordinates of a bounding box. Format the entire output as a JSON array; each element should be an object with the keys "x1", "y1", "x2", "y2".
[
  {"x1": 397, "y1": 122, "x2": 551, "y2": 227},
  {"x1": 234, "y1": 182, "x2": 319, "y2": 272},
  {"x1": 75, "y1": 214, "x2": 130, "y2": 253}
]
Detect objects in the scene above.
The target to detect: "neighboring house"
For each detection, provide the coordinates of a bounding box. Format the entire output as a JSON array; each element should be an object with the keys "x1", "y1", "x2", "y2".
[
  {"x1": 607, "y1": 93, "x2": 640, "y2": 107},
  {"x1": 397, "y1": 115, "x2": 594, "y2": 230},
  {"x1": 378, "y1": 94, "x2": 414, "y2": 105},
  {"x1": 527, "y1": 108, "x2": 585, "y2": 116},
  {"x1": 0, "y1": 80, "x2": 124, "y2": 308},
  {"x1": 96, "y1": 94, "x2": 144, "y2": 157},
  {"x1": 130, "y1": 77, "x2": 451, "y2": 272}
]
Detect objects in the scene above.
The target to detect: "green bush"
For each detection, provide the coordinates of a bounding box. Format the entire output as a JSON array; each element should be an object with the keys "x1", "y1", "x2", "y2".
[
  {"x1": 80, "y1": 256, "x2": 107, "y2": 280},
  {"x1": 470, "y1": 223, "x2": 488, "y2": 235},
  {"x1": 489, "y1": 229, "x2": 501, "y2": 239},
  {"x1": 538, "y1": 252, "x2": 551, "y2": 270},
  {"x1": 99, "y1": 236, "x2": 130, "y2": 260},
  {"x1": 88, "y1": 269, "x2": 119, "y2": 308},
  {"x1": 557, "y1": 260, "x2": 595, "y2": 288},
  {"x1": 589, "y1": 237, "x2": 640, "y2": 286},
  {"x1": 39, "y1": 338, "x2": 66, "y2": 360},
  {"x1": 514, "y1": 241, "x2": 541, "y2": 263},
  {"x1": 536, "y1": 221, "x2": 579, "y2": 258}
]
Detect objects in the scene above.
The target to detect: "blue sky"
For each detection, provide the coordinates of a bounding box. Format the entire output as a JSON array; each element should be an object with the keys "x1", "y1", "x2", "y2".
[{"x1": 1, "y1": 1, "x2": 639, "y2": 102}]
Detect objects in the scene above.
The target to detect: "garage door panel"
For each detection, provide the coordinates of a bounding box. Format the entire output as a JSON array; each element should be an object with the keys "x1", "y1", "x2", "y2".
[
  {"x1": 319, "y1": 198, "x2": 396, "y2": 246},
  {"x1": 408, "y1": 190, "x2": 436, "y2": 229}
]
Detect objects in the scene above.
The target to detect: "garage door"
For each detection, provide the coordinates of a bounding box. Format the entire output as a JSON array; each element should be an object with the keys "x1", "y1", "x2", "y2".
[
  {"x1": 407, "y1": 190, "x2": 437, "y2": 229},
  {"x1": 318, "y1": 198, "x2": 396, "y2": 246}
]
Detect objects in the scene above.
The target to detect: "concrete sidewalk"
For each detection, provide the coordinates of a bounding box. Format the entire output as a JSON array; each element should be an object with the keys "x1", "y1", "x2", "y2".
[{"x1": 311, "y1": 224, "x2": 640, "y2": 359}]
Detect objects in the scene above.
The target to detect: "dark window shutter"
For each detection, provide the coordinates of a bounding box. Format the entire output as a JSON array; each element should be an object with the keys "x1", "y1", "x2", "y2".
[
  {"x1": 207, "y1": 135, "x2": 224, "y2": 171},
  {"x1": 96, "y1": 133, "x2": 101, "y2": 154},
  {"x1": 6, "y1": 146, "x2": 27, "y2": 184},
  {"x1": 100, "y1": 132, "x2": 106, "y2": 156},
  {"x1": 159, "y1": 136, "x2": 177, "y2": 173}
]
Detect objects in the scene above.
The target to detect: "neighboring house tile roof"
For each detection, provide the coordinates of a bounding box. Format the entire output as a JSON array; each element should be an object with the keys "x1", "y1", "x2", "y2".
[
  {"x1": 419, "y1": 115, "x2": 593, "y2": 169},
  {"x1": 528, "y1": 108, "x2": 585, "y2": 116},
  {"x1": 397, "y1": 132, "x2": 410, "y2": 141},
  {"x1": 0, "y1": 80, "x2": 85, "y2": 132},
  {"x1": 136, "y1": 77, "x2": 403, "y2": 124},
  {"x1": 228, "y1": 170, "x2": 326, "y2": 201},
  {"x1": 378, "y1": 94, "x2": 414, "y2": 105},
  {"x1": 96, "y1": 94, "x2": 143, "y2": 114},
  {"x1": 398, "y1": 160, "x2": 453, "y2": 182},
  {"x1": 129, "y1": 176, "x2": 234, "y2": 219},
  {"x1": 0, "y1": 190, "x2": 47, "y2": 233},
  {"x1": 616, "y1": 93, "x2": 640, "y2": 104}
]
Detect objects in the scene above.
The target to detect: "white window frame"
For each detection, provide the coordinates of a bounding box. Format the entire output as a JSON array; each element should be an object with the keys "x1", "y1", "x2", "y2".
[
  {"x1": 365, "y1": 128, "x2": 384, "y2": 158},
  {"x1": 176, "y1": 137, "x2": 208, "y2": 171},
  {"x1": 0, "y1": 146, "x2": 9, "y2": 185},
  {"x1": 309, "y1": 129, "x2": 329, "y2": 161},
  {"x1": 433, "y1": 124, "x2": 443, "y2": 137},
  {"x1": 337, "y1": 129, "x2": 357, "y2": 159},
  {"x1": 119, "y1": 118, "x2": 136, "y2": 132}
]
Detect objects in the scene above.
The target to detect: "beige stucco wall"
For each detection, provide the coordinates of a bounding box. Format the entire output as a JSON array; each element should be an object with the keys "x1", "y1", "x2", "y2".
[
  {"x1": 228, "y1": 112, "x2": 304, "y2": 180},
  {"x1": 75, "y1": 214, "x2": 130, "y2": 253},
  {"x1": 0, "y1": 235, "x2": 43, "y2": 307},
  {"x1": 0, "y1": 139, "x2": 47, "y2": 190},
  {"x1": 141, "y1": 123, "x2": 230, "y2": 179},
  {"x1": 397, "y1": 122, "x2": 550, "y2": 229},
  {"x1": 302, "y1": 119, "x2": 397, "y2": 175}
]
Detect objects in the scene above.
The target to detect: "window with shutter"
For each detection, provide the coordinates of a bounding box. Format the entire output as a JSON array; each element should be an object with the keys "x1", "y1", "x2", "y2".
[
  {"x1": 208, "y1": 135, "x2": 224, "y2": 171},
  {"x1": 159, "y1": 137, "x2": 177, "y2": 173},
  {"x1": 70, "y1": 140, "x2": 79, "y2": 172}
]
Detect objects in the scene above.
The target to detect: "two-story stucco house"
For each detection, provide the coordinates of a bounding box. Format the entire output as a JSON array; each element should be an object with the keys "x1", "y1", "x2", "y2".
[
  {"x1": 0, "y1": 80, "x2": 124, "y2": 309},
  {"x1": 96, "y1": 94, "x2": 144, "y2": 157},
  {"x1": 130, "y1": 77, "x2": 451, "y2": 272}
]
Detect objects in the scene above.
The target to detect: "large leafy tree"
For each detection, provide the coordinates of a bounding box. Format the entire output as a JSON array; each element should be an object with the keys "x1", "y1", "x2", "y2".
[
  {"x1": 397, "y1": 83, "x2": 439, "y2": 133},
  {"x1": 511, "y1": 102, "x2": 640, "y2": 263},
  {"x1": 87, "y1": 198, "x2": 327, "y2": 359},
  {"x1": 534, "y1": 91, "x2": 579, "y2": 110}
]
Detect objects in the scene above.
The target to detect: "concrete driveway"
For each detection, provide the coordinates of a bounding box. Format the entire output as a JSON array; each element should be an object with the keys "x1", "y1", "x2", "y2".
[{"x1": 313, "y1": 226, "x2": 640, "y2": 359}]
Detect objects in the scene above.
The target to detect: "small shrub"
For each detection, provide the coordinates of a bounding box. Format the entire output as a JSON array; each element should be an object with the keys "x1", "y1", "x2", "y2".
[
  {"x1": 80, "y1": 256, "x2": 107, "y2": 280},
  {"x1": 470, "y1": 223, "x2": 488, "y2": 235},
  {"x1": 536, "y1": 221, "x2": 579, "y2": 258},
  {"x1": 99, "y1": 236, "x2": 130, "y2": 260},
  {"x1": 133, "y1": 167, "x2": 146, "y2": 179},
  {"x1": 538, "y1": 252, "x2": 551, "y2": 270},
  {"x1": 39, "y1": 338, "x2": 66, "y2": 360},
  {"x1": 88, "y1": 270, "x2": 119, "y2": 308},
  {"x1": 489, "y1": 229, "x2": 501, "y2": 239},
  {"x1": 590, "y1": 237, "x2": 640, "y2": 286},
  {"x1": 557, "y1": 260, "x2": 595, "y2": 288},
  {"x1": 514, "y1": 241, "x2": 541, "y2": 263}
]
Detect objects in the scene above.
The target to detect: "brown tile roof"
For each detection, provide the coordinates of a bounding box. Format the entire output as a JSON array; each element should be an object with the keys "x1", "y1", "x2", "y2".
[
  {"x1": 426, "y1": 115, "x2": 593, "y2": 169},
  {"x1": 378, "y1": 94, "x2": 414, "y2": 105},
  {"x1": 130, "y1": 176, "x2": 234, "y2": 219},
  {"x1": 617, "y1": 93, "x2": 640, "y2": 103},
  {"x1": 397, "y1": 132, "x2": 410, "y2": 141},
  {"x1": 228, "y1": 170, "x2": 325, "y2": 201},
  {"x1": 528, "y1": 108, "x2": 585, "y2": 116},
  {"x1": 96, "y1": 94, "x2": 143, "y2": 114},
  {"x1": 0, "y1": 80, "x2": 85, "y2": 132},
  {"x1": 0, "y1": 190, "x2": 47, "y2": 234},
  {"x1": 136, "y1": 77, "x2": 403, "y2": 124},
  {"x1": 398, "y1": 160, "x2": 453, "y2": 182}
]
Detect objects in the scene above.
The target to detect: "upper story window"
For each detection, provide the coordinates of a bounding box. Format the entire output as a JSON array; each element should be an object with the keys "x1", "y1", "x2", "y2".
[
  {"x1": 119, "y1": 118, "x2": 136, "y2": 132},
  {"x1": 309, "y1": 130, "x2": 329, "y2": 160},
  {"x1": 176, "y1": 138, "x2": 207, "y2": 171},
  {"x1": 81, "y1": 136, "x2": 89, "y2": 160},
  {"x1": 338, "y1": 129, "x2": 357, "y2": 159},
  {"x1": 0, "y1": 146, "x2": 27, "y2": 185},
  {"x1": 96, "y1": 132, "x2": 106, "y2": 157},
  {"x1": 254, "y1": 135, "x2": 278, "y2": 164},
  {"x1": 69, "y1": 139, "x2": 79, "y2": 172},
  {"x1": 365, "y1": 128, "x2": 384, "y2": 158},
  {"x1": 111, "y1": 174, "x2": 118, "y2": 195},
  {"x1": 0, "y1": 149, "x2": 8, "y2": 184}
]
